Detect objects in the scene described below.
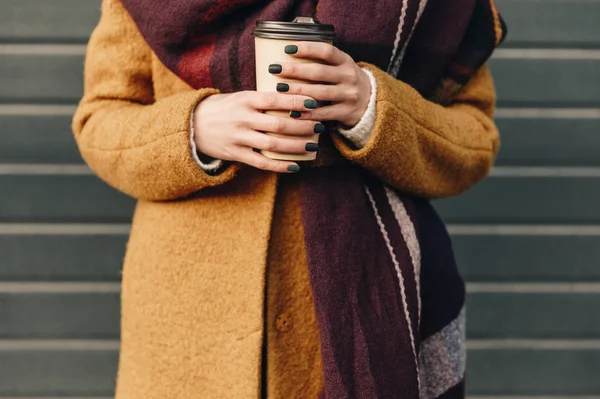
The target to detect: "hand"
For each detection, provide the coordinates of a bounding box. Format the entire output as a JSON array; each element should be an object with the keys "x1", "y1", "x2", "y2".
[
  {"x1": 271, "y1": 42, "x2": 372, "y2": 127},
  {"x1": 193, "y1": 91, "x2": 325, "y2": 173}
]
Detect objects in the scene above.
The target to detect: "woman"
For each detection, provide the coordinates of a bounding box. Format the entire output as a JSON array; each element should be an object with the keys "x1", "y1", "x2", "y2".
[{"x1": 73, "y1": 0, "x2": 505, "y2": 397}]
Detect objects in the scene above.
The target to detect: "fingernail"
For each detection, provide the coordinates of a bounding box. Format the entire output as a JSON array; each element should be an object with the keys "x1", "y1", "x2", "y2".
[
  {"x1": 305, "y1": 142, "x2": 319, "y2": 152},
  {"x1": 277, "y1": 83, "x2": 289, "y2": 92},
  {"x1": 268, "y1": 64, "x2": 282, "y2": 74},
  {"x1": 285, "y1": 45, "x2": 298, "y2": 54},
  {"x1": 288, "y1": 164, "x2": 301, "y2": 173},
  {"x1": 314, "y1": 123, "x2": 327, "y2": 134},
  {"x1": 304, "y1": 99, "x2": 318, "y2": 109},
  {"x1": 290, "y1": 111, "x2": 302, "y2": 118}
]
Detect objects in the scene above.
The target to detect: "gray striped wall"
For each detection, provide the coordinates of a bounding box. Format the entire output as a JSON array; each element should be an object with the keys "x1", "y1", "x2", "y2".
[{"x1": 0, "y1": 0, "x2": 599, "y2": 397}]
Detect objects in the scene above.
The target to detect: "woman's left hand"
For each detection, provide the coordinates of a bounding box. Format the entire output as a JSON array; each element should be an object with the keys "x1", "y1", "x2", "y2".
[{"x1": 271, "y1": 42, "x2": 372, "y2": 127}]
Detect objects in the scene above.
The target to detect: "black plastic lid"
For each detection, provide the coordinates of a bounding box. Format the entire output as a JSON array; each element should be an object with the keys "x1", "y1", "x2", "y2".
[{"x1": 253, "y1": 17, "x2": 335, "y2": 41}]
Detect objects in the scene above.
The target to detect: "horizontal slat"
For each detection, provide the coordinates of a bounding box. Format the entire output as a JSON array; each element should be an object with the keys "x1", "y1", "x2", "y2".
[
  {"x1": 490, "y1": 55, "x2": 600, "y2": 107},
  {"x1": 0, "y1": 111, "x2": 80, "y2": 163},
  {"x1": 435, "y1": 175, "x2": 600, "y2": 224},
  {"x1": 0, "y1": 0, "x2": 99, "y2": 43},
  {"x1": 468, "y1": 348, "x2": 600, "y2": 395},
  {"x1": 453, "y1": 233, "x2": 600, "y2": 282},
  {"x1": 0, "y1": 175, "x2": 134, "y2": 223},
  {"x1": 495, "y1": 112, "x2": 600, "y2": 166},
  {"x1": 6, "y1": 173, "x2": 600, "y2": 224},
  {"x1": 467, "y1": 293, "x2": 600, "y2": 339},
  {"x1": 0, "y1": 348, "x2": 116, "y2": 396},
  {"x1": 0, "y1": 346, "x2": 597, "y2": 395},
  {"x1": 0, "y1": 232, "x2": 124, "y2": 281},
  {"x1": 0, "y1": 52, "x2": 83, "y2": 103},
  {"x1": 0, "y1": 292, "x2": 119, "y2": 338},
  {"x1": 497, "y1": 0, "x2": 600, "y2": 47},
  {"x1": 4, "y1": 287, "x2": 598, "y2": 339},
  {"x1": 1, "y1": 50, "x2": 599, "y2": 106}
]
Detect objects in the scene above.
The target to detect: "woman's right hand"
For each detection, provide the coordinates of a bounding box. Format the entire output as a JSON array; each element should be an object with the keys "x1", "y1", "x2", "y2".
[{"x1": 193, "y1": 91, "x2": 325, "y2": 173}]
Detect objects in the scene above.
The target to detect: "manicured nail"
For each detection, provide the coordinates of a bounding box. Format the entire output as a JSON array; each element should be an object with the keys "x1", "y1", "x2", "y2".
[
  {"x1": 288, "y1": 164, "x2": 301, "y2": 173},
  {"x1": 268, "y1": 64, "x2": 282, "y2": 74},
  {"x1": 304, "y1": 99, "x2": 318, "y2": 109},
  {"x1": 285, "y1": 45, "x2": 298, "y2": 54},
  {"x1": 277, "y1": 83, "x2": 289, "y2": 92},
  {"x1": 314, "y1": 123, "x2": 327, "y2": 134},
  {"x1": 290, "y1": 111, "x2": 302, "y2": 118},
  {"x1": 305, "y1": 142, "x2": 319, "y2": 152}
]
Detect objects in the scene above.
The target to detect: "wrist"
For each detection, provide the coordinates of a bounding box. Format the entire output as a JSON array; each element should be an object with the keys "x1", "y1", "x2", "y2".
[
  {"x1": 190, "y1": 98, "x2": 224, "y2": 174},
  {"x1": 346, "y1": 68, "x2": 373, "y2": 127},
  {"x1": 192, "y1": 94, "x2": 216, "y2": 150},
  {"x1": 337, "y1": 68, "x2": 377, "y2": 149}
]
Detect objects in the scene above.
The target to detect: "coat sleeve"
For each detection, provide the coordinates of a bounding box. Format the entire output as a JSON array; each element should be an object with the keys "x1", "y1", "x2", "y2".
[
  {"x1": 332, "y1": 63, "x2": 500, "y2": 199},
  {"x1": 72, "y1": 0, "x2": 239, "y2": 202}
]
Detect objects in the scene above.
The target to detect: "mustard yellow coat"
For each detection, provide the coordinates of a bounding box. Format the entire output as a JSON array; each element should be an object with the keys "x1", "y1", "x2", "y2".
[{"x1": 72, "y1": 0, "x2": 500, "y2": 397}]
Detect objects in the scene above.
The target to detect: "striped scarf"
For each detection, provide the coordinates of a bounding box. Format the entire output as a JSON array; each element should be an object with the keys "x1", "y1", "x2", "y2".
[{"x1": 120, "y1": 0, "x2": 506, "y2": 397}]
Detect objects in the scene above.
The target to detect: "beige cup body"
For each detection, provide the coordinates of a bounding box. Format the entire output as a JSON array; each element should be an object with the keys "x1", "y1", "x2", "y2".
[{"x1": 255, "y1": 37, "x2": 325, "y2": 161}]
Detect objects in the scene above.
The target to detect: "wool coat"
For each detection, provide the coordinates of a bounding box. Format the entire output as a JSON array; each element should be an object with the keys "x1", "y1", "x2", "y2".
[{"x1": 72, "y1": 0, "x2": 500, "y2": 397}]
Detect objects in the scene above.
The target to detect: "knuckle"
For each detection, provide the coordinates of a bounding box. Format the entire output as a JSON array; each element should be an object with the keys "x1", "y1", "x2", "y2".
[
  {"x1": 264, "y1": 136, "x2": 278, "y2": 151},
  {"x1": 230, "y1": 131, "x2": 245, "y2": 144},
  {"x1": 255, "y1": 159, "x2": 269, "y2": 170},
  {"x1": 318, "y1": 108, "x2": 333, "y2": 120},
  {"x1": 263, "y1": 92, "x2": 278, "y2": 108},
  {"x1": 239, "y1": 90, "x2": 253, "y2": 103},
  {"x1": 341, "y1": 70, "x2": 354, "y2": 82},
  {"x1": 292, "y1": 84, "x2": 303, "y2": 95},
  {"x1": 291, "y1": 95, "x2": 303, "y2": 110},
  {"x1": 319, "y1": 85, "x2": 333, "y2": 99},
  {"x1": 288, "y1": 63, "x2": 298, "y2": 77},
  {"x1": 268, "y1": 118, "x2": 284, "y2": 133},
  {"x1": 325, "y1": 45, "x2": 336, "y2": 60},
  {"x1": 273, "y1": 161, "x2": 284, "y2": 172},
  {"x1": 233, "y1": 114, "x2": 248, "y2": 129},
  {"x1": 302, "y1": 111, "x2": 313, "y2": 120},
  {"x1": 313, "y1": 64, "x2": 326, "y2": 77},
  {"x1": 347, "y1": 88, "x2": 360, "y2": 102},
  {"x1": 348, "y1": 72, "x2": 359, "y2": 84}
]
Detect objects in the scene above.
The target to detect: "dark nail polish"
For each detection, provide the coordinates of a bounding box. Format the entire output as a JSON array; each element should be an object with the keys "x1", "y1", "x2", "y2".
[
  {"x1": 285, "y1": 45, "x2": 298, "y2": 54},
  {"x1": 277, "y1": 83, "x2": 289, "y2": 92},
  {"x1": 305, "y1": 142, "x2": 319, "y2": 152},
  {"x1": 304, "y1": 99, "x2": 318, "y2": 109},
  {"x1": 290, "y1": 111, "x2": 302, "y2": 118},
  {"x1": 268, "y1": 64, "x2": 282, "y2": 74},
  {"x1": 314, "y1": 123, "x2": 327, "y2": 134},
  {"x1": 288, "y1": 165, "x2": 301, "y2": 173}
]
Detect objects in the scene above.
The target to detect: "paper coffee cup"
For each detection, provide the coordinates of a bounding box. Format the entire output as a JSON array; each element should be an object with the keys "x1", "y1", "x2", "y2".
[{"x1": 253, "y1": 17, "x2": 335, "y2": 161}]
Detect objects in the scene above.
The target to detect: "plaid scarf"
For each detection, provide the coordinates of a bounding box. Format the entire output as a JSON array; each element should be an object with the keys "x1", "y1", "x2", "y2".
[{"x1": 120, "y1": 0, "x2": 506, "y2": 397}]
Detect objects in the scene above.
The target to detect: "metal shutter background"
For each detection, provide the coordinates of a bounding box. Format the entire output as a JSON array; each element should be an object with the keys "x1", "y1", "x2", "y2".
[{"x1": 0, "y1": 0, "x2": 599, "y2": 396}]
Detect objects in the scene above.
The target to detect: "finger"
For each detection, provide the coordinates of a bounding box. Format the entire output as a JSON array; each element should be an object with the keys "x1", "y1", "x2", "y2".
[
  {"x1": 302, "y1": 104, "x2": 349, "y2": 122},
  {"x1": 248, "y1": 91, "x2": 319, "y2": 112},
  {"x1": 286, "y1": 42, "x2": 348, "y2": 66},
  {"x1": 236, "y1": 148, "x2": 301, "y2": 174},
  {"x1": 272, "y1": 62, "x2": 343, "y2": 84},
  {"x1": 251, "y1": 113, "x2": 327, "y2": 136},
  {"x1": 237, "y1": 132, "x2": 319, "y2": 155},
  {"x1": 277, "y1": 81, "x2": 345, "y2": 102}
]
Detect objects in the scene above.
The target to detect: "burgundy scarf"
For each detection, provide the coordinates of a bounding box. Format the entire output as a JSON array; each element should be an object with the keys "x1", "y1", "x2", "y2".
[{"x1": 120, "y1": 0, "x2": 505, "y2": 397}]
